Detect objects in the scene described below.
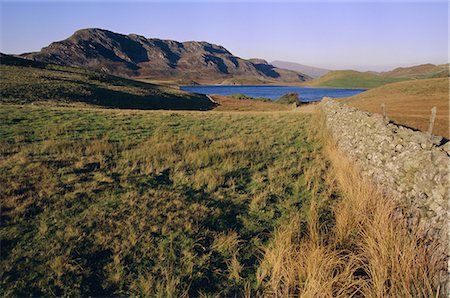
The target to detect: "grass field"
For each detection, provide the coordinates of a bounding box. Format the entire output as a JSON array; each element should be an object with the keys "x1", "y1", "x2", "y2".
[
  {"x1": 211, "y1": 95, "x2": 292, "y2": 112},
  {"x1": 0, "y1": 104, "x2": 329, "y2": 296},
  {"x1": 0, "y1": 102, "x2": 440, "y2": 297},
  {"x1": 0, "y1": 53, "x2": 443, "y2": 297},
  {"x1": 341, "y1": 78, "x2": 449, "y2": 138}
]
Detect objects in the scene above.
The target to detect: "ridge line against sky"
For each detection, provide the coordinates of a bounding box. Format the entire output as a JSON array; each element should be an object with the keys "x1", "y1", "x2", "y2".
[{"x1": 0, "y1": 1, "x2": 448, "y2": 71}]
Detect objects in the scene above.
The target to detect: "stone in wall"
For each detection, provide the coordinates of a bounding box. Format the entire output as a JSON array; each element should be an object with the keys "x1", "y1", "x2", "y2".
[{"x1": 320, "y1": 97, "x2": 449, "y2": 294}]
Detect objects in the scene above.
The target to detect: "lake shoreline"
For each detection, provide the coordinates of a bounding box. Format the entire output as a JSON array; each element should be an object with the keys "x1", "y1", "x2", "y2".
[
  {"x1": 181, "y1": 85, "x2": 367, "y2": 102},
  {"x1": 181, "y1": 83, "x2": 372, "y2": 90}
]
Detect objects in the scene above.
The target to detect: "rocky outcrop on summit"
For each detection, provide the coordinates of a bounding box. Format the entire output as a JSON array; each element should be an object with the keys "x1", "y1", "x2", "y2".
[{"x1": 22, "y1": 28, "x2": 311, "y2": 83}]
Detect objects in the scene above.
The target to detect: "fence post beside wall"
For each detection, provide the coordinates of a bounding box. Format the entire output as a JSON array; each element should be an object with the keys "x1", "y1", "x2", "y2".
[{"x1": 427, "y1": 106, "x2": 437, "y2": 136}]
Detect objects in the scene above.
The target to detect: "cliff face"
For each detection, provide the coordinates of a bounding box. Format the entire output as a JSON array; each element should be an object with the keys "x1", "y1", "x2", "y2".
[{"x1": 22, "y1": 28, "x2": 311, "y2": 83}]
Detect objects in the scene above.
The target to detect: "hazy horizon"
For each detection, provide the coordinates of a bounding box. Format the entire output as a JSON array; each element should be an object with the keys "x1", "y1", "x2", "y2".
[{"x1": 0, "y1": 1, "x2": 448, "y2": 72}]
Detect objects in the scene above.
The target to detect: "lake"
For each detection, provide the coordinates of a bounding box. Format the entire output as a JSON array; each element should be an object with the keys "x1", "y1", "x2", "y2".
[{"x1": 180, "y1": 85, "x2": 367, "y2": 102}]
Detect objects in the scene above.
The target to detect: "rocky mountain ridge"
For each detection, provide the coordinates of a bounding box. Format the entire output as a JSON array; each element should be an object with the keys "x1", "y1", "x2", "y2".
[{"x1": 22, "y1": 28, "x2": 311, "y2": 84}]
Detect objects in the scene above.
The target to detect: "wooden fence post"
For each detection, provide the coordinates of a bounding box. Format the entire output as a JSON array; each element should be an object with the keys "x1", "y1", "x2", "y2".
[
  {"x1": 427, "y1": 106, "x2": 437, "y2": 136},
  {"x1": 381, "y1": 103, "x2": 386, "y2": 118}
]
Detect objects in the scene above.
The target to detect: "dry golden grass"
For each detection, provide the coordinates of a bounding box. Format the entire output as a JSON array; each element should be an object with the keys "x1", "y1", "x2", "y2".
[
  {"x1": 256, "y1": 108, "x2": 441, "y2": 297},
  {"x1": 382, "y1": 63, "x2": 449, "y2": 78},
  {"x1": 327, "y1": 135, "x2": 439, "y2": 298},
  {"x1": 211, "y1": 95, "x2": 292, "y2": 111},
  {"x1": 341, "y1": 78, "x2": 449, "y2": 138}
]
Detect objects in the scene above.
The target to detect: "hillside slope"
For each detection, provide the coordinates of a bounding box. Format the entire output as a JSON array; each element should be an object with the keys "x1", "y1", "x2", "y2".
[
  {"x1": 381, "y1": 63, "x2": 449, "y2": 79},
  {"x1": 270, "y1": 60, "x2": 331, "y2": 78},
  {"x1": 21, "y1": 28, "x2": 310, "y2": 84},
  {"x1": 306, "y1": 64, "x2": 449, "y2": 89},
  {"x1": 340, "y1": 78, "x2": 449, "y2": 138},
  {"x1": 304, "y1": 70, "x2": 406, "y2": 88},
  {"x1": 0, "y1": 54, "x2": 215, "y2": 110}
]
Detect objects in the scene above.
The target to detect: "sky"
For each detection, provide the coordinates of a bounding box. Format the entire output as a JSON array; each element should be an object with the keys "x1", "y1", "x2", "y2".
[{"x1": 0, "y1": 1, "x2": 448, "y2": 71}]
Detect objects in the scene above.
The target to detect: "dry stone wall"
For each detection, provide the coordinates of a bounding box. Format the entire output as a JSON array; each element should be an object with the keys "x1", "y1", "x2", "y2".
[{"x1": 320, "y1": 98, "x2": 449, "y2": 293}]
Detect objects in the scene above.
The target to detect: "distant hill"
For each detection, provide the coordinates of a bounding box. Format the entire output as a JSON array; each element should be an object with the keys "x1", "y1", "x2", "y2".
[
  {"x1": 0, "y1": 53, "x2": 215, "y2": 110},
  {"x1": 340, "y1": 78, "x2": 449, "y2": 138},
  {"x1": 381, "y1": 63, "x2": 449, "y2": 78},
  {"x1": 304, "y1": 70, "x2": 406, "y2": 88},
  {"x1": 21, "y1": 28, "x2": 311, "y2": 85},
  {"x1": 305, "y1": 63, "x2": 449, "y2": 89},
  {"x1": 271, "y1": 60, "x2": 331, "y2": 78}
]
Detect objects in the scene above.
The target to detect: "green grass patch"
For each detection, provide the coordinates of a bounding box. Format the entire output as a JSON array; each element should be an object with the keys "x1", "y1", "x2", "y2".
[{"x1": 306, "y1": 70, "x2": 408, "y2": 89}]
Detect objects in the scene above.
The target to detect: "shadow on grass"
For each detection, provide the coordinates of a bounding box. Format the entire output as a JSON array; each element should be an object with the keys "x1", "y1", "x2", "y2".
[
  {"x1": 82, "y1": 82, "x2": 216, "y2": 110},
  {"x1": 43, "y1": 77, "x2": 216, "y2": 110},
  {"x1": 1, "y1": 53, "x2": 216, "y2": 111}
]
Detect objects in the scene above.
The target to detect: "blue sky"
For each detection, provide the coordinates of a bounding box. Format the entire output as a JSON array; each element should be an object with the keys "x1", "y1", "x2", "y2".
[{"x1": 0, "y1": 1, "x2": 448, "y2": 71}]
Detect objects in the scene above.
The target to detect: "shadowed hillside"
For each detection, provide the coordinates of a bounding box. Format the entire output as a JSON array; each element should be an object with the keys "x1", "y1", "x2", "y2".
[{"x1": 0, "y1": 54, "x2": 215, "y2": 110}]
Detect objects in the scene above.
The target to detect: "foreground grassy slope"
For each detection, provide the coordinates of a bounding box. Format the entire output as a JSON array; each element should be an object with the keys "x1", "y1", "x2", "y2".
[
  {"x1": 0, "y1": 54, "x2": 214, "y2": 110},
  {"x1": 0, "y1": 104, "x2": 439, "y2": 296},
  {"x1": 304, "y1": 70, "x2": 406, "y2": 88},
  {"x1": 0, "y1": 104, "x2": 328, "y2": 296},
  {"x1": 341, "y1": 78, "x2": 449, "y2": 138}
]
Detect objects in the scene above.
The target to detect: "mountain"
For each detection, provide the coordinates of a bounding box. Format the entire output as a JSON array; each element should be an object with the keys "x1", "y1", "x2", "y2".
[
  {"x1": 270, "y1": 60, "x2": 331, "y2": 78},
  {"x1": 21, "y1": 28, "x2": 311, "y2": 84},
  {"x1": 0, "y1": 53, "x2": 215, "y2": 110}
]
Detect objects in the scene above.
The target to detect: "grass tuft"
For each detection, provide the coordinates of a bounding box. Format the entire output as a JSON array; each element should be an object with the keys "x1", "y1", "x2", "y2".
[{"x1": 255, "y1": 108, "x2": 441, "y2": 297}]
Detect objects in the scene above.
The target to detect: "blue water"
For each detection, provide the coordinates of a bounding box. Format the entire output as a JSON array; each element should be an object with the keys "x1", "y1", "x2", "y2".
[{"x1": 181, "y1": 85, "x2": 367, "y2": 102}]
